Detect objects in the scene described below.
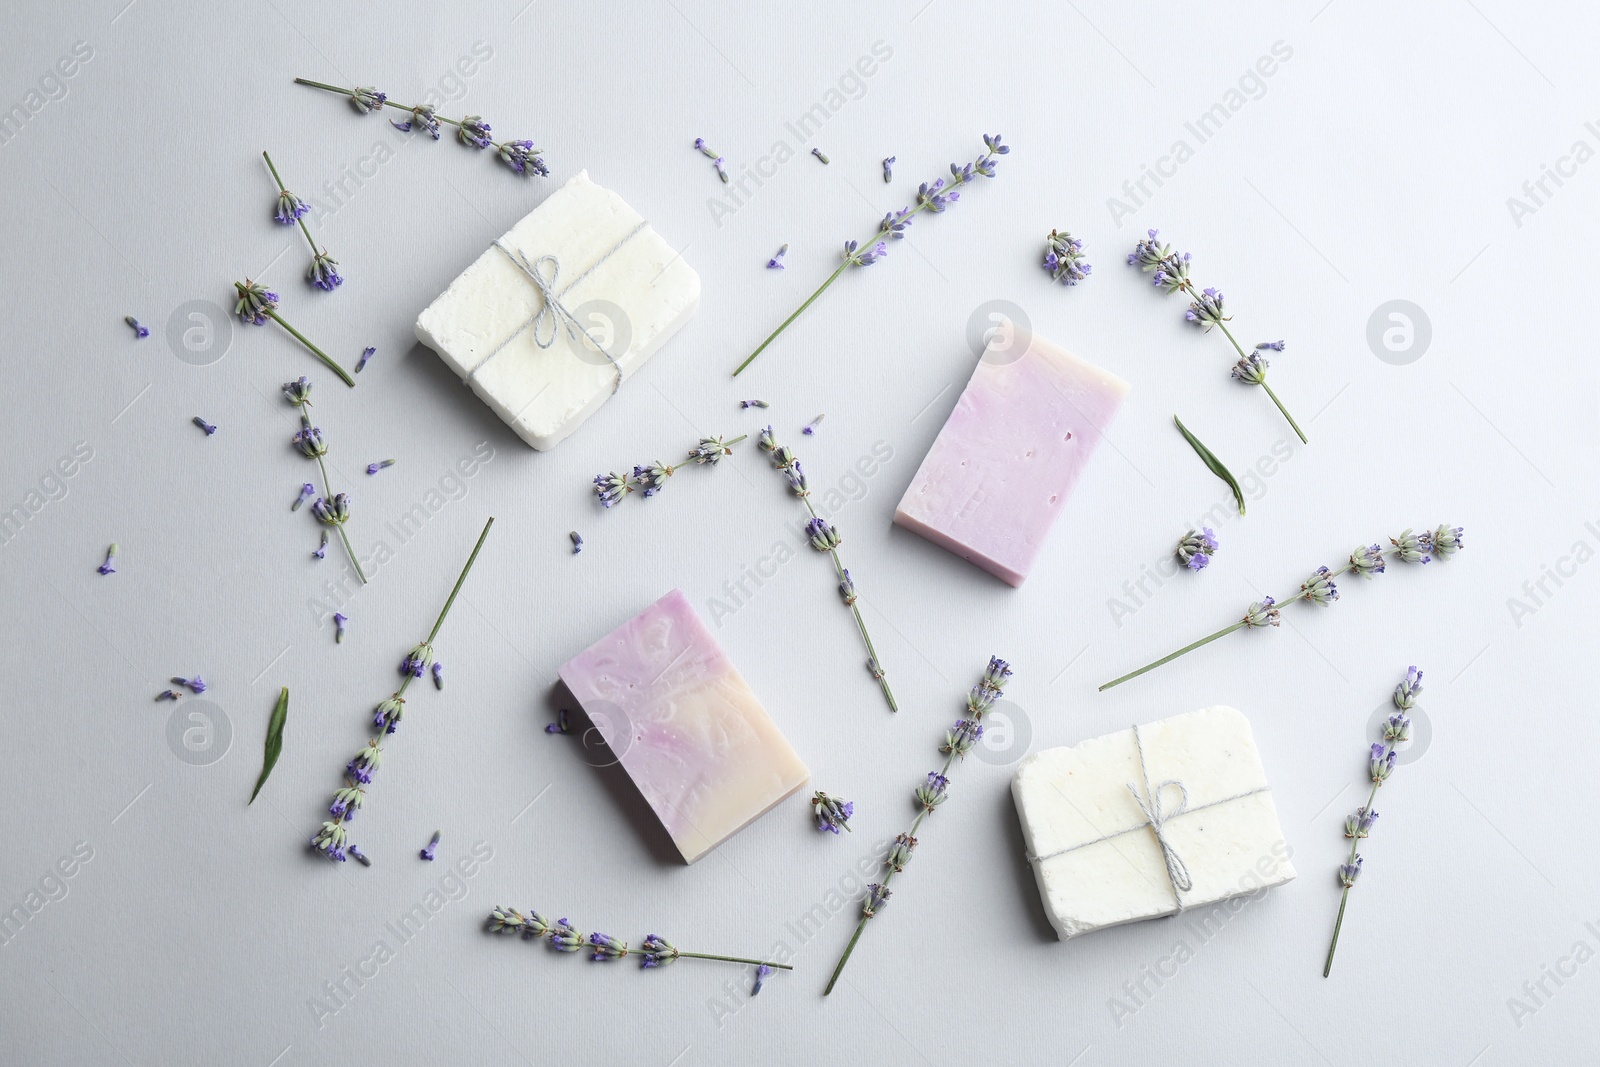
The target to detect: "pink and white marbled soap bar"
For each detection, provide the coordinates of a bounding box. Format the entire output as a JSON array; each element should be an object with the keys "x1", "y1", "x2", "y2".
[
  {"x1": 558, "y1": 589, "x2": 809, "y2": 863},
  {"x1": 894, "y1": 327, "x2": 1130, "y2": 586}
]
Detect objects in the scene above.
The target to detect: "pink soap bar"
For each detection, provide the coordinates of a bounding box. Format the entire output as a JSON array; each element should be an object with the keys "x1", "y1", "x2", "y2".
[
  {"x1": 558, "y1": 589, "x2": 809, "y2": 863},
  {"x1": 894, "y1": 328, "x2": 1130, "y2": 586}
]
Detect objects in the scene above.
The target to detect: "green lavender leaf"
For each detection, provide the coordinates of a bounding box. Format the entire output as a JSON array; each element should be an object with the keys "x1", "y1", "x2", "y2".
[
  {"x1": 1174, "y1": 415, "x2": 1245, "y2": 516},
  {"x1": 249, "y1": 687, "x2": 289, "y2": 805}
]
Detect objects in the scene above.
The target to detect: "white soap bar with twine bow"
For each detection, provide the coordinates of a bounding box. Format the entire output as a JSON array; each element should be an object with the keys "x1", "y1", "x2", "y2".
[
  {"x1": 415, "y1": 171, "x2": 701, "y2": 450},
  {"x1": 1012, "y1": 706, "x2": 1295, "y2": 940}
]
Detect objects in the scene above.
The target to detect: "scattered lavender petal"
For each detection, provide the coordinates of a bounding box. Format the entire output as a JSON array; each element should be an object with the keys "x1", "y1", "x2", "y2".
[
  {"x1": 767, "y1": 244, "x2": 788, "y2": 270},
  {"x1": 570, "y1": 531, "x2": 584, "y2": 554},
  {"x1": 545, "y1": 709, "x2": 570, "y2": 734},
  {"x1": 367, "y1": 459, "x2": 395, "y2": 475},
  {"x1": 752, "y1": 963, "x2": 772, "y2": 995},
  {"x1": 740, "y1": 399, "x2": 770, "y2": 409},
  {"x1": 882, "y1": 156, "x2": 895, "y2": 182},
  {"x1": 192, "y1": 416, "x2": 217, "y2": 436},
  {"x1": 420, "y1": 831, "x2": 441, "y2": 861},
  {"x1": 355, "y1": 346, "x2": 376, "y2": 373},
  {"x1": 432, "y1": 661, "x2": 444, "y2": 690},
  {"x1": 315, "y1": 532, "x2": 328, "y2": 559},
  {"x1": 292, "y1": 483, "x2": 315, "y2": 511},
  {"x1": 333, "y1": 612, "x2": 348, "y2": 644},
  {"x1": 811, "y1": 148, "x2": 829, "y2": 164},
  {"x1": 125, "y1": 316, "x2": 150, "y2": 339},
  {"x1": 348, "y1": 844, "x2": 371, "y2": 866},
  {"x1": 97, "y1": 543, "x2": 118, "y2": 575},
  {"x1": 155, "y1": 689, "x2": 180, "y2": 701},
  {"x1": 802, "y1": 414, "x2": 825, "y2": 436}
]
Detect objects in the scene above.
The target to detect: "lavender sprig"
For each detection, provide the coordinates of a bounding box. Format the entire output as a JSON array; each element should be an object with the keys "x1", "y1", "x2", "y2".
[
  {"x1": 1043, "y1": 229, "x2": 1092, "y2": 286},
  {"x1": 233, "y1": 280, "x2": 355, "y2": 386},
  {"x1": 286, "y1": 378, "x2": 366, "y2": 585},
  {"x1": 824, "y1": 657, "x2": 1012, "y2": 994},
  {"x1": 1324, "y1": 667, "x2": 1420, "y2": 976},
  {"x1": 592, "y1": 435, "x2": 746, "y2": 509},
  {"x1": 311, "y1": 518, "x2": 494, "y2": 862},
  {"x1": 733, "y1": 134, "x2": 1010, "y2": 376},
  {"x1": 293, "y1": 78, "x2": 547, "y2": 178},
  {"x1": 1129, "y1": 230, "x2": 1307, "y2": 443},
  {"x1": 488, "y1": 909, "x2": 792, "y2": 973},
  {"x1": 263, "y1": 151, "x2": 342, "y2": 292},
  {"x1": 811, "y1": 791, "x2": 854, "y2": 834},
  {"x1": 759, "y1": 427, "x2": 897, "y2": 712},
  {"x1": 1099, "y1": 526, "x2": 1464, "y2": 690}
]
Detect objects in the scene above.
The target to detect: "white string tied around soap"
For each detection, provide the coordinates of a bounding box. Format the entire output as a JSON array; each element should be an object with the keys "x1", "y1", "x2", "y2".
[
  {"x1": 1025, "y1": 722, "x2": 1271, "y2": 911},
  {"x1": 463, "y1": 220, "x2": 650, "y2": 395}
]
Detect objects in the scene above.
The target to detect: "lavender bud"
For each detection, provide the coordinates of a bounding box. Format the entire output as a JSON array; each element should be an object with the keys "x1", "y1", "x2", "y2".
[
  {"x1": 587, "y1": 931, "x2": 629, "y2": 962},
  {"x1": 1393, "y1": 666, "x2": 1423, "y2": 709},
  {"x1": 1231, "y1": 352, "x2": 1270, "y2": 385},
  {"x1": 1431, "y1": 524, "x2": 1464, "y2": 559},
  {"x1": 1338, "y1": 856, "x2": 1363, "y2": 887},
  {"x1": 640, "y1": 934, "x2": 678, "y2": 968},
  {"x1": 97, "y1": 543, "x2": 118, "y2": 576},
  {"x1": 1301, "y1": 566, "x2": 1340, "y2": 605},
  {"x1": 333, "y1": 611, "x2": 347, "y2": 642},
  {"x1": 886, "y1": 832, "x2": 917, "y2": 873},
  {"x1": 548, "y1": 918, "x2": 584, "y2": 953},
  {"x1": 293, "y1": 483, "x2": 315, "y2": 511},
  {"x1": 420, "y1": 831, "x2": 441, "y2": 861},
  {"x1": 308, "y1": 250, "x2": 343, "y2": 292},
  {"x1": 349, "y1": 86, "x2": 387, "y2": 114},
  {"x1": 1185, "y1": 286, "x2": 1228, "y2": 329},
  {"x1": 915, "y1": 771, "x2": 949, "y2": 812},
  {"x1": 1243, "y1": 596, "x2": 1281, "y2": 628},
  {"x1": 882, "y1": 156, "x2": 895, "y2": 182},
  {"x1": 1349, "y1": 543, "x2": 1386, "y2": 578},
  {"x1": 806, "y1": 517, "x2": 841, "y2": 552},
  {"x1": 1176, "y1": 527, "x2": 1219, "y2": 571},
  {"x1": 274, "y1": 189, "x2": 310, "y2": 225},
  {"x1": 125, "y1": 315, "x2": 150, "y2": 338},
  {"x1": 400, "y1": 643, "x2": 433, "y2": 678},
  {"x1": 1391, "y1": 528, "x2": 1433, "y2": 564},
  {"x1": 311, "y1": 493, "x2": 350, "y2": 526},
  {"x1": 593, "y1": 471, "x2": 631, "y2": 508},
  {"x1": 863, "y1": 883, "x2": 891, "y2": 918},
  {"x1": 811, "y1": 790, "x2": 855, "y2": 834},
  {"x1": 457, "y1": 115, "x2": 493, "y2": 149}
]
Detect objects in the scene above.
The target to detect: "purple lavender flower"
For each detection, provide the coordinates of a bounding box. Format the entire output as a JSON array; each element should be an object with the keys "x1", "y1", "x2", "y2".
[
  {"x1": 367, "y1": 459, "x2": 395, "y2": 475},
  {"x1": 392, "y1": 104, "x2": 442, "y2": 139},
  {"x1": 688, "y1": 436, "x2": 736, "y2": 465},
  {"x1": 97, "y1": 543, "x2": 117, "y2": 575},
  {"x1": 784, "y1": 459, "x2": 809, "y2": 497},
  {"x1": 234, "y1": 280, "x2": 279, "y2": 325},
  {"x1": 346, "y1": 742, "x2": 380, "y2": 784},
  {"x1": 293, "y1": 426, "x2": 328, "y2": 458},
  {"x1": 1243, "y1": 595, "x2": 1280, "y2": 628},
  {"x1": 806, "y1": 517, "x2": 841, "y2": 552},
  {"x1": 1177, "y1": 527, "x2": 1219, "y2": 571},
  {"x1": 1338, "y1": 856, "x2": 1363, "y2": 887},
  {"x1": 862, "y1": 883, "x2": 891, "y2": 917},
  {"x1": 812, "y1": 791, "x2": 854, "y2": 834},
  {"x1": 640, "y1": 934, "x2": 678, "y2": 968},
  {"x1": 1128, "y1": 229, "x2": 1170, "y2": 270},
  {"x1": 1431, "y1": 524, "x2": 1464, "y2": 559},
  {"x1": 457, "y1": 115, "x2": 492, "y2": 149},
  {"x1": 882, "y1": 156, "x2": 895, "y2": 182},
  {"x1": 1043, "y1": 229, "x2": 1091, "y2": 286},
  {"x1": 311, "y1": 494, "x2": 350, "y2": 527},
  {"x1": 549, "y1": 919, "x2": 584, "y2": 952},
  {"x1": 431, "y1": 661, "x2": 444, "y2": 690},
  {"x1": 293, "y1": 482, "x2": 315, "y2": 510},
  {"x1": 355, "y1": 346, "x2": 376, "y2": 373},
  {"x1": 283, "y1": 376, "x2": 313, "y2": 407},
  {"x1": 844, "y1": 239, "x2": 888, "y2": 265},
  {"x1": 941, "y1": 718, "x2": 984, "y2": 758},
  {"x1": 1391, "y1": 528, "x2": 1433, "y2": 564},
  {"x1": 1393, "y1": 666, "x2": 1423, "y2": 709},
  {"x1": 1256, "y1": 340, "x2": 1286, "y2": 352},
  {"x1": 275, "y1": 189, "x2": 310, "y2": 225},
  {"x1": 155, "y1": 689, "x2": 180, "y2": 701},
  {"x1": 308, "y1": 250, "x2": 342, "y2": 291},
  {"x1": 767, "y1": 244, "x2": 788, "y2": 269},
  {"x1": 915, "y1": 178, "x2": 954, "y2": 213},
  {"x1": 1151, "y1": 252, "x2": 1192, "y2": 293},
  {"x1": 588, "y1": 931, "x2": 629, "y2": 962},
  {"x1": 333, "y1": 611, "x2": 348, "y2": 643},
  {"x1": 1349, "y1": 543, "x2": 1386, "y2": 578},
  {"x1": 1383, "y1": 711, "x2": 1412, "y2": 746},
  {"x1": 886, "y1": 832, "x2": 917, "y2": 872},
  {"x1": 837, "y1": 569, "x2": 857, "y2": 605},
  {"x1": 1369, "y1": 743, "x2": 1396, "y2": 783},
  {"x1": 1185, "y1": 287, "x2": 1228, "y2": 329},
  {"x1": 311, "y1": 821, "x2": 349, "y2": 861},
  {"x1": 569, "y1": 531, "x2": 584, "y2": 554},
  {"x1": 811, "y1": 147, "x2": 829, "y2": 164},
  {"x1": 632, "y1": 462, "x2": 674, "y2": 497},
  {"x1": 420, "y1": 831, "x2": 441, "y2": 861},
  {"x1": 349, "y1": 86, "x2": 387, "y2": 114},
  {"x1": 400, "y1": 642, "x2": 432, "y2": 678},
  {"x1": 1344, "y1": 807, "x2": 1378, "y2": 838},
  {"x1": 752, "y1": 963, "x2": 773, "y2": 995},
  {"x1": 802, "y1": 414, "x2": 824, "y2": 436},
  {"x1": 982, "y1": 656, "x2": 1013, "y2": 692},
  {"x1": 878, "y1": 207, "x2": 913, "y2": 239},
  {"x1": 545, "y1": 708, "x2": 570, "y2": 734},
  {"x1": 1301, "y1": 565, "x2": 1339, "y2": 605},
  {"x1": 125, "y1": 315, "x2": 149, "y2": 338},
  {"x1": 915, "y1": 771, "x2": 949, "y2": 812},
  {"x1": 1231, "y1": 351, "x2": 1270, "y2": 384},
  {"x1": 593, "y1": 472, "x2": 631, "y2": 508},
  {"x1": 316, "y1": 530, "x2": 328, "y2": 559},
  {"x1": 172, "y1": 676, "x2": 206, "y2": 694},
  {"x1": 329, "y1": 786, "x2": 363, "y2": 821},
  {"x1": 374, "y1": 696, "x2": 405, "y2": 734},
  {"x1": 194, "y1": 415, "x2": 221, "y2": 437},
  {"x1": 499, "y1": 139, "x2": 549, "y2": 177}
]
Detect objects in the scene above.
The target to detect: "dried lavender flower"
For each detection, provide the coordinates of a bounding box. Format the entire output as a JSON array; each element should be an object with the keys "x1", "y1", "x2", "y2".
[
  {"x1": 760, "y1": 426, "x2": 895, "y2": 711},
  {"x1": 1101, "y1": 528, "x2": 1464, "y2": 690},
  {"x1": 823, "y1": 657, "x2": 1011, "y2": 995},
  {"x1": 97, "y1": 543, "x2": 117, "y2": 576},
  {"x1": 498, "y1": 139, "x2": 549, "y2": 177},
  {"x1": 1043, "y1": 229, "x2": 1092, "y2": 286},
  {"x1": 431, "y1": 661, "x2": 444, "y2": 690},
  {"x1": 264, "y1": 152, "x2": 345, "y2": 295},
  {"x1": 172, "y1": 676, "x2": 207, "y2": 694},
  {"x1": 457, "y1": 115, "x2": 493, "y2": 149},
  {"x1": 735, "y1": 134, "x2": 1011, "y2": 375},
  {"x1": 767, "y1": 244, "x2": 787, "y2": 270},
  {"x1": 812, "y1": 791, "x2": 854, "y2": 834},
  {"x1": 367, "y1": 459, "x2": 395, "y2": 475},
  {"x1": 349, "y1": 86, "x2": 387, "y2": 113},
  {"x1": 125, "y1": 316, "x2": 149, "y2": 338},
  {"x1": 333, "y1": 612, "x2": 348, "y2": 643},
  {"x1": 355, "y1": 346, "x2": 376, "y2": 373},
  {"x1": 569, "y1": 531, "x2": 584, "y2": 554},
  {"x1": 233, "y1": 279, "x2": 354, "y2": 384},
  {"x1": 882, "y1": 156, "x2": 895, "y2": 182},
  {"x1": 1176, "y1": 527, "x2": 1219, "y2": 571},
  {"x1": 1325, "y1": 667, "x2": 1423, "y2": 975},
  {"x1": 811, "y1": 147, "x2": 829, "y2": 164},
  {"x1": 420, "y1": 831, "x2": 441, "y2": 861},
  {"x1": 545, "y1": 708, "x2": 570, "y2": 734},
  {"x1": 293, "y1": 483, "x2": 315, "y2": 511}
]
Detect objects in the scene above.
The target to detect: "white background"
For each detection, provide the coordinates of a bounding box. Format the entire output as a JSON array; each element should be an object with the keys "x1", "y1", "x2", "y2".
[{"x1": 1, "y1": 0, "x2": 1594, "y2": 1063}]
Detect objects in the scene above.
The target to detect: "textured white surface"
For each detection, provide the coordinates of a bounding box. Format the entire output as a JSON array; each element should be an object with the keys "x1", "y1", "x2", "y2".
[
  {"x1": 2, "y1": 2, "x2": 1595, "y2": 1064},
  {"x1": 558, "y1": 589, "x2": 810, "y2": 863},
  {"x1": 1013, "y1": 706, "x2": 1295, "y2": 939},
  {"x1": 414, "y1": 171, "x2": 700, "y2": 449}
]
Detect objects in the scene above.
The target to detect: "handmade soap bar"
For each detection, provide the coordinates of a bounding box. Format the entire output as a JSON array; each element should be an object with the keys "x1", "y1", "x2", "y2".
[
  {"x1": 894, "y1": 327, "x2": 1129, "y2": 586},
  {"x1": 415, "y1": 171, "x2": 700, "y2": 450},
  {"x1": 1012, "y1": 706, "x2": 1294, "y2": 940},
  {"x1": 558, "y1": 589, "x2": 809, "y2": 863}
]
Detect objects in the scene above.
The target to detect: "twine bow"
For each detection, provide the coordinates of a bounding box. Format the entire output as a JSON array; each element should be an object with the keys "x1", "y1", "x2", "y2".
[{"x1": 462, "y1": 220, "x2": 650, "y2": 394}]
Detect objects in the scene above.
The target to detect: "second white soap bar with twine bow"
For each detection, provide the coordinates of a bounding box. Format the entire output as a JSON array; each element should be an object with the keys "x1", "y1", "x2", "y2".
[
  {"x1": 415, "y1": 171, "x2": 701, "y2": 450},
  {"x1": 1012, "y1": 706, "x2": 1295, "y2": 940}
]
